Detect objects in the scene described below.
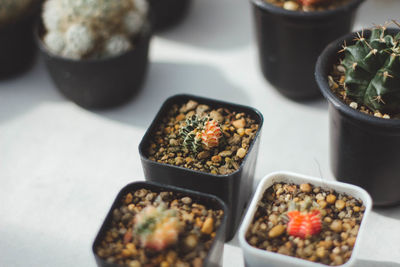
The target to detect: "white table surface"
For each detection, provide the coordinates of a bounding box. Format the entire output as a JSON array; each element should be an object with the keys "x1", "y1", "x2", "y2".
[{"x1": 1, "y1": 0, "x2": 399, "y2": 266}]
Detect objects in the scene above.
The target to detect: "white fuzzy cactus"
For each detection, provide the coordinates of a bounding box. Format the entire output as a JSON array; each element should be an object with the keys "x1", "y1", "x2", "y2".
[
  {"x1": 0, "y1": 0, "x2": 39, "y2": 25},
  {"x1": 42, "y1": 0, "x2": 148, "y2": 59}
]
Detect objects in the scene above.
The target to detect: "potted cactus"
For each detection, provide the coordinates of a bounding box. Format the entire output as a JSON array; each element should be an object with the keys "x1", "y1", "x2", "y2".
[
  {"x1": 36, "y1": 0, "x2": 151, "y2": 109},
  {"x1": 315, "y1": 23, "x2": 400, "y2": 206},
  {"x1": 239, "y1": 171, "x2": 372, "y2": 267},
  {"x1": 93, "y1": 181, "x2": 228, "y2": 267},
  {"x1": 139, "y1": 94, "x2": 264, "y2": 240},
  {"x1": 0, "y1": 0, "x2": 41, "y2": 79},
  {"x1": 149, "y1": 0, "x2": 191, "y2": 31},
  {"x1": 251, "y1": 0, "x2": 364, "y2": 100}
]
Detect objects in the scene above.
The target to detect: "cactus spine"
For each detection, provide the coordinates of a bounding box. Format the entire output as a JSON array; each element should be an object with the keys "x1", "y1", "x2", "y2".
[
  {"x1": 42, "y1": 0, "x2": 148, "y2": 59},
  {"x1": 0, "y1": 0, "x2": 39, "y2": 26},
  {"x1": 341, "y1": 24, "x2": 400, "y2": 114}
]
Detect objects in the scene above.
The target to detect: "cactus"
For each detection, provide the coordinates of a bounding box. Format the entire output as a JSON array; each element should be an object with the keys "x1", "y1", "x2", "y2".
[
  {"x1": 179, "y1": 115, "x2": 223, "y2": 153},
  {"x1": 341, "y1": 24, "x2": 400, "y2": 114},
  {"x1": 133, "y1": 204, "x2": 182, "y2": 251},
  {"x1": 0, "y1": 0, "x2": 39, "y2": 25},
  {"x1": 42, "y1": 0, "x2": 148, "y2": 59}
]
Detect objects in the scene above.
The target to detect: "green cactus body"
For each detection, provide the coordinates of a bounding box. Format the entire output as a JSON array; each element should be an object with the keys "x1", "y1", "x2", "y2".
[
  {"x1": 179, "y1": 115, "x2": 207, "y2": 153},
  {"x1": 0, "y1": 0, "x2": 38, "y2": 26},
  {"x1": 342, "y1": 26, "x2": 400, "y2": 114}
]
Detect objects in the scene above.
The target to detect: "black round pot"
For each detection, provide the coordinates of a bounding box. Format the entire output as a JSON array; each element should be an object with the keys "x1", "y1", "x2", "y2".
[
  {"x1": 316, "y1": 28, "x2": 400, "y2": 207},
  {"x1": 139, "y1": 94, "x2": 264, "y2": 241},
  {"x1": 0, "y1": 7, "x2": 40, "y2": 79},
  {"x1": 149, "y1": 0, "x2": 191, "y2": 31},
  {"x1": 36, "y1": 23, "x2": 151, "y2": 109},
  {"x1": 252, "y1": 0, "x2": 364, "y2": 100},
  {"x1": 93, "y1": 181, "x2": 228, "y2": 267}
]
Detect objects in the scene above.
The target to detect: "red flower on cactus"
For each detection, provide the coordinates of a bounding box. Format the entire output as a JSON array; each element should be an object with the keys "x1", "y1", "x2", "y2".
[
  {"x1": 297, "y1": 0, "x2": 327, "y2": 6},
  {"x1": 201, "y1": 119, "x2": 222, "y2": 149},
  {"x1": 287, "y1": 210, "x2": 322, "y2": 239}
]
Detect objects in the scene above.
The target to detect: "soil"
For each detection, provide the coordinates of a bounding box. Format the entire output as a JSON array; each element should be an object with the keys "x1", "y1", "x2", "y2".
[
  {"x1": 246, "y1": 182, "x2": 365, "y2": 266},
  {"x1": 96, "y1": 188, "x2": 224, "y2": 267},
  {"x1": 328, "y1": 63, "x2": 400, "y2": 119},
  {"x1": 265, "y1": 0, "x2": 352, "y2": 12},
  {"x1": 146, "y1": 100, "x2": 260, "y2": 175}
]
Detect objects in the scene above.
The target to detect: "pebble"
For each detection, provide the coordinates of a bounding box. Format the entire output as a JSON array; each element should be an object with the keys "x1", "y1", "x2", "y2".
[
  {"x1": 218, "y1": 150, "x2": 232, "y2": 157},
  {"x1": 326, "y1": 194, "x2": 336, "y2": 204},
  {"x1": 330, "y1": 220, "x2": 343, "y2": 233},
  {"x1": 197, "y1": 151, "x2": 210, "y2": 160},
  {"x1": 232, "y1": 118, "x2": 246, "y2": 129},
  {"x1": 300, "y1": 183, "x2": 312, "y2": 193},
  {"x1": 349, "y1": 102, "x2": 358, "y2": 109},
  {"x1": 236, "y1": 147, "x2": 247, "y2": 158},
  {"x1": 211, "y1": 155, "x2": 222, "y2": 163},
  {"x1": 283, "y1": 0, "x2": 299, "y2": 10},
  {"x1": 335, "y1": 199, "x2": 346, "y2": 210},
  {"x1": 209, "y1": 110, "x2": 224, "y2": 123},
  {"x1": 181, "y1": 197, "x2": 192, "y2": 205},
  {"x1": 268, "y1": 225, "x2": 286, "y2": 238},
  {"x1": 201, "y1": 217, "x2": 214, "y2": 234}
]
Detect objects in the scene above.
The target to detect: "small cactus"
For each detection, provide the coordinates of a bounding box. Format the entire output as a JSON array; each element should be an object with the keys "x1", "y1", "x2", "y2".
[
  {"x1": 42, "y1": 0, "x2": 149, "y2": 59},
  {"x1": 287, "y1": 210, "x2": 322, "y2": 239},
  {"x1": 179, "y1": 115, "x2": 223, "y2": 153},
  {"x1": 133, "y1": 204, "x2": 182, "y2": 251},
  {"x1": 341, "y1": 23, "x2": 400, "y2": 114},
  {"x1": 0, "y1": 0, "x2": 39, "y2": 25}
]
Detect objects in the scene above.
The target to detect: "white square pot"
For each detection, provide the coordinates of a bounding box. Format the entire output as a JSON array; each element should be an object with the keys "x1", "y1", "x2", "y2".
[{"x1": 238, "y1": 171, "x2": 372, "y2": 267}]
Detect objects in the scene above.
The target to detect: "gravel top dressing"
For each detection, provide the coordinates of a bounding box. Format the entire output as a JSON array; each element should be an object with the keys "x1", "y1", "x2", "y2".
[
  {"x1": 245, "y1": 182, "x2": 365, "y2": 266},
  {"x1": 147, "y1": 100, "x2": 259, "y2": 175},
  {"x1": 95, "y1": 188, "x2": 224, "y2": 267},
  {"x1": 264, "y1": 0, "x2": 352, "y2": 12}
]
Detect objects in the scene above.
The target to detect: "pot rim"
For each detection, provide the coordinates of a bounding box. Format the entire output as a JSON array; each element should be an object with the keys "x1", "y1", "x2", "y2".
[
  {"x1": 92, "y1": 180, "x2": 228, "y2": 267},
  {"x1": 315, "y1": 28, "x2": 400, "y2": 128},
  {"x1": 35, "y1": 18, "x2": 151, "y2": 63},
  {"x1": 238, "y1": 171, "x2": 372, "y2": 267},
  {"x1": 138, "y1": 93, "x2": 264, "y2": 178},
  {"x1": 251, "y1": 0, "x2": 364, "y2": 19}
]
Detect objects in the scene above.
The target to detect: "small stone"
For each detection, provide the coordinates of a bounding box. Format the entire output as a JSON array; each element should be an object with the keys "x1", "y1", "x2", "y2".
[
  {"x1": 125, "y1": 193, "x2": 133, "y2": 204},
  {"x1": 353, "y1": 206, "x2": 360, "y2": 212},
  {"x1": 383, "y1": 114, "x2": 390, "y2": 119},
  {"x1": 374, "y1": 111, "x2": 383, "y2": 118},
  {"x1": 268, "y1": 225, "x2": 286, "y2": 238},
  {"x1": 209, "y1": 110, "x2": 224, "y2": 123},
  {"x1": 316, "y1": 247, "x2": 326, "y2": 259},
  {"x1": 347, "y1": 236, "x2": 357, "y2": 247},
  {"x1": 283, "y1": 1, "x2": 299, "y2": 10},
  {"x1": 300, "y1": 183, "x2": 312, "y2": 193},
  {"x1": 237, "y1": 128, "x2": 245, "y2": 136},
  {"x1": 184, "y1": 234, "x2": 198, "y2": 250},
  {"x1": 218, "y1": 150, "x2": 232, "y2": 157},
  {"x1": 201, "y1": 217, "x2": 214, "y2": 234},
  {"x1": 211, "y1": 155, "x2": 222, "y2": 163},
  {"x1": 196, "y1": 104, "x2": 209, "y2": 116},
  {"x1": 232, "y1": 118, "x2": 246, "y2": 129},
  {"x1": 181, "y1": 197, "x2": 192, "y2": 204},
  {"x1": 330, "y1": 220, "x2": 343, "y2": 233},
  {"x1": 236, "y1": 147, "x2": 247, "y2": 158},
  {"x1": 176, "y1": 113, "x2": 186, "y2": 121},
  {"x1": 326, "y1": 194, "x2": 336, "y2": 204},
  {"x1": 129, "y1": 260, "x2": 141, "y2": 267},
  {"x1": 169, "y1": 139, "x2": 179, "y2": 146},
  {"x1": 335, "y1": 199, "x2": 346, "y2": 210},
  {"x1": 197, "y1": 151, "x2": 210, "y2": 160},
  {"x1": 180, "y1": 100, "x2": 198, "y2": 113},
  {"x1": 175, "y1": 157, "x2": 184, "y2": 165},
  {"x1": 349, "y1": 102, "x2": 358, "y2": 109}
]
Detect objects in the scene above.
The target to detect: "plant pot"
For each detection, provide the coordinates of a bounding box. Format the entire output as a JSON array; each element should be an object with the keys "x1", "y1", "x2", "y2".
[
  {"x1": 92, "y1": 181, "x2": 228, "y2": 267},
  {"x1": 149, "y1": 0, "x2": 191, "y2": 31},
  {"x1": 139, "y1": 94, "x2": 264, "y2": 240},
  {"x1": 239, "y1": 171, "x2": 372, "y2": 267},
  {"x1": 316, "y1": 28, "x2": 400, "y2": 206},
  {"x1": 35, "y1": 22, "x2": 151, "y2": 109},
  {"x1": 0, "y1": 4, "x2": 41, "y2": 79},
  {"x1": 251, "y1": 0, "x2": 364, "y2": 100}
]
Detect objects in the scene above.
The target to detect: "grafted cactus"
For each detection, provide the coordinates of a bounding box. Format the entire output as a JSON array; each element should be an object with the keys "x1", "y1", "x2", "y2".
[
  {"x1": 133, "y1": 204, "x2": 182, "y2": 251},
  {"x1": 341, "y1": 25, "x2": 400, "y2": 114},
  {"x1": 179, "y1": 115, "x2": 223, "y2": 154},
  {"x1": 0, "y1": 0, "x2": 39, "y2": 25},
  {"x1": 42, "y1": 0, "x2": 148, "y2": 59}
]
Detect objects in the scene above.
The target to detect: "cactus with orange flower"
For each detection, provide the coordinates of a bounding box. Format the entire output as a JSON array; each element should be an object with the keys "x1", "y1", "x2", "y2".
[{"x1": 133, "y1": 204, "x2": 182, "y2": 251}]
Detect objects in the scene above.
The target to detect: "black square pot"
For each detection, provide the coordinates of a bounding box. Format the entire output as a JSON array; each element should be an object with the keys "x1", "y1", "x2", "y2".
[
  {"x1": 35, "y1": 21, "x2": 151, "y2": 110},
  {"x1": 149, "y1": 0, "x2": 191, "y2": 31},
  {"x1": 316, "y1": 28, "x2": 400, "y2": 207},
  {"x1": 0, "y1": 3, "x2": 41, "y2": 79},
  {"x1": 252, "y1": 0, "x2": 364, "y2": 100},
  {"x1": 92, "y1": 181, "x2": 228, "y2": 267},
  {"x1": 139, "y1": 94, "x2": 264, "y2": 240}
]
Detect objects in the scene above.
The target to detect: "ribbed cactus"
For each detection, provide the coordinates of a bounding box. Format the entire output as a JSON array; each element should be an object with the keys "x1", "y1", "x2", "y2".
[
  {"x1": 0, "y1": 0, "x2": 38, "y2": 25},
  {"x1": 341, "y1": 25, "x2": 400, "y2": 114},
  {"x1": 42, "y1": 0, "x2": 148, "y2": 59},
  {"x1": 179, "y1": 115, "x2": 223, "y2": 154},
  {"x1": 133, "y1": 204, "x2": 181, "y2": 251}
]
